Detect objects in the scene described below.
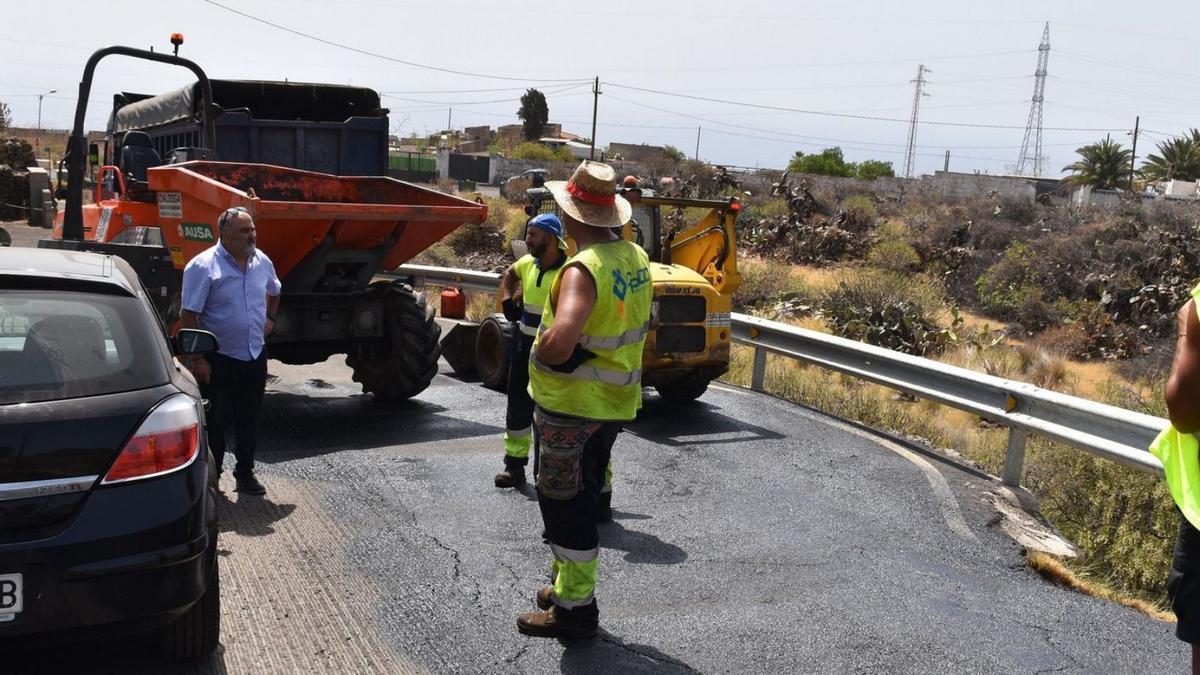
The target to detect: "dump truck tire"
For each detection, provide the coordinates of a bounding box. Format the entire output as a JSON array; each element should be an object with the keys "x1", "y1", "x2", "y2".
[
  {"x1": 348, "y1": 281, "x2": 441, "y2": 402},
  {"x1": 655, "y1": 382, "x2": 709, "y2": 404},
  {"x1": 476, "y1": 313, "x2": 514, "y2": 392}
]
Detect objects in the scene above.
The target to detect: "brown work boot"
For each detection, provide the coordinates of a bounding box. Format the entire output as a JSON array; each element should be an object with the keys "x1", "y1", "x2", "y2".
[
  {"x1": 517, "y1": 601, "x2": 598, "y2": 639},
  {"x1": 494, "y1": 458, "x2": 526, "y2": 488},
  {"x1": 536, "y1": 586, "x2": 554, "y2": 610}
]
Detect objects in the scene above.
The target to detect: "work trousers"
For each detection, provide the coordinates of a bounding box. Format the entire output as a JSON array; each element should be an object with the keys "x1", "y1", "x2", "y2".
[
  {"x1": 200, "y1": 351, "x2": 268, "y2": 479},
  {"x1": 503, "y1": 333, "x2": 535, "y2": 461},
  {"x1": 534, "y1": 405, "x2": 622, "y2": 608}
]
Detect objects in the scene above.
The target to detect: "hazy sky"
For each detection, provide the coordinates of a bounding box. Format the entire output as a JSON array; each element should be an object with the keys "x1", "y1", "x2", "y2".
[{"x1": 4, "y1": 0, "x2": 1197, "y2": 177}]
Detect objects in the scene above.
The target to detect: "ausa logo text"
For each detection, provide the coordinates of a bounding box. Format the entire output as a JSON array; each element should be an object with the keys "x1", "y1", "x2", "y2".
[{"x1": 178, "y1": 223, "x2": 215, "y2": 242}]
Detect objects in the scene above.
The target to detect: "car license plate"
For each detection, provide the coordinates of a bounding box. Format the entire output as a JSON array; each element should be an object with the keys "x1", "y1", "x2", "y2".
[{"x1": 0, "y1": 574, "x2": 22, "y2": 622}]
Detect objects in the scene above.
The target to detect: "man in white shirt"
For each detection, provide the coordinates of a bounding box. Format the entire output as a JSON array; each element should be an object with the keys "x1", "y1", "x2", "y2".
[{"x1": 180, "y1": 206, "x2": 281, "y2": 496}]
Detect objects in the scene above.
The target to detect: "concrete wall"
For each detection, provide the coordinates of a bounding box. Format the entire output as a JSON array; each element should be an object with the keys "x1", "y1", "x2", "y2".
[{"x1": 932, "y1": 171, "x2": 1036, "y2": 200}]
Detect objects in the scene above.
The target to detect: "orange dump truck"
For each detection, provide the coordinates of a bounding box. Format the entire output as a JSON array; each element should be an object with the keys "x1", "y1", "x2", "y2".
[{"x1": 42, "y1": 45, "x2": 487, "y2": 401}]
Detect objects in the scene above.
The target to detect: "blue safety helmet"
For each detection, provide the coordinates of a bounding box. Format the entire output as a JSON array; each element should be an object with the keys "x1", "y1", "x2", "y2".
[{"x1": 528, "y1": 213, "x2": 567, "y2": 248}]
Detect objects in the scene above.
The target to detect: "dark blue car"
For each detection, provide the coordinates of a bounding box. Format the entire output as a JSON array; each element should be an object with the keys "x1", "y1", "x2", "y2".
[{"x1": 0, "y1": 247, "x2": 220, "y2": 660}]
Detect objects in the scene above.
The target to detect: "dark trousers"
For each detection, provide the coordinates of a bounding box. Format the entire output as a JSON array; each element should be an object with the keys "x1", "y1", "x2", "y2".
[
  {"x1": 1170, "y1": 511, "x2": 1200, "y2": 644},
  {"x1": 534, "y1": 407, "x2": 622, "y2": 555},
  {"x1": 200, "y1": 351, "x2": 268, "y2": 478},
  {"x1": 504, "y1": 334, "x2": 535, "y2": 461}
]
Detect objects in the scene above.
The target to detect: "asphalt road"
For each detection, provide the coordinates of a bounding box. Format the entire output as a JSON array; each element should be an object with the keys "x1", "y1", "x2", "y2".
[{"x1": 7, "y1": 349, "x2": 1184, "y2": 674}]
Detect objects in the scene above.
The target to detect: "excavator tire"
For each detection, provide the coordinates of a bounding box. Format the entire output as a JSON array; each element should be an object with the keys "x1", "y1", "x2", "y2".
[
  {"x1": 348, "y1": 280, "x2": 440, "y2": 402},
  {"x1": 654, "y1": 382, "x2": 709, "y2": 404}
]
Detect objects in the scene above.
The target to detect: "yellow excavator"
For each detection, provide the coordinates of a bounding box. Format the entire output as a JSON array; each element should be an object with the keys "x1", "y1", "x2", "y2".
[{"x1": 444, "y1": 172, "x2": 741, "y2": 403}]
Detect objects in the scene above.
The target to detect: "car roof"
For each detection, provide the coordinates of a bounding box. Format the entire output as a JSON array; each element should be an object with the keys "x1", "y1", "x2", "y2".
[{"x1": 0, "y1": 247, "x2": 140, "y2": 295}]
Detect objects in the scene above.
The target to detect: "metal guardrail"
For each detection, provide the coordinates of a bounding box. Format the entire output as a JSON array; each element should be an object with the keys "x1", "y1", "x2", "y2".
[{"x1": 391, "y1": 263, "x2": 1168, "y2": 486}]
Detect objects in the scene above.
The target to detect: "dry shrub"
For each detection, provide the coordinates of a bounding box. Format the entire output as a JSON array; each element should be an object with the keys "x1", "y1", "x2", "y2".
[
  {"x1": 866, "y1": 239, "x2": 920, "y2": 273},
  {"x1": 996, "y1": 195, "x2": 1039, "y2": 226},
  {"x1": 1015, "y1": 343, "x2": 1070, "y2": 391},
  {"x1": 840, "y1": 194, "x2": 878, "y2": 226},
  {"x1": 746, "y1": 198, "x2": 789, "y2": 222},
  {"x1": 734, "y1": 258, "x2": 795, "y2": 310},
  {"x1": 941, "y1": 340, "x2": 1022, "y2": 379},
  {"x1": 445, "y1": 197, "x2": 511, "y2": 256},
  {"x1": 466, "y1": 293, "x2": 495, "y2": 323},
  {"x1": 502, "y1": 206, "x2": 528, "y2": 247},
  {"x1": 819, "y1": 270, "x2": 958, "y2": 356},
  {"x1": 1034, "y1": 323, "x2": 1089, "y2": 356},
  {"x1": 410, "y1": 242, "x2": 462, "y2": 268}
]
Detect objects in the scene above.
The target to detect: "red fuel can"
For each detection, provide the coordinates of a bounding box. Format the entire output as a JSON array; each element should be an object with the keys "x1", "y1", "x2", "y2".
[{"x1": 440, "y1": 287, "x2": 466, "y2": 318}]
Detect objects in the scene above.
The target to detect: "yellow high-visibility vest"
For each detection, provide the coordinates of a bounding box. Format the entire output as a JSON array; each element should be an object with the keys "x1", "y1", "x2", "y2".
[
  {"x1": 529, "y1": 239, "x2": 651, "y2": 421},
  {"x1": 1151, "y1": 282, "x2": 1200, "y2": 529},
  {"x1": 513, "y1": 253, "x2": 563, "y2": 338}
]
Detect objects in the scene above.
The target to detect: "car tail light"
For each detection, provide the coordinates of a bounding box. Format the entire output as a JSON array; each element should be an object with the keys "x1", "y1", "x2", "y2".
[{"x1": 102, "y1": 395, "x2": 201, "y2": 484}]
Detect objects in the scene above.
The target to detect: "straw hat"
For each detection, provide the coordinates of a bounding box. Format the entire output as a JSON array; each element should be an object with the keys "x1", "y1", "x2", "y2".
[{"x1": 545, "y1": 160, "x2": 632, "y2": 229}]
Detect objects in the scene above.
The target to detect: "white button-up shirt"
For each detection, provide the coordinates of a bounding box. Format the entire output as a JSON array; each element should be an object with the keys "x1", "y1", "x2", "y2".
[{"x1": 181, "y1": 241, "x2": 282, "y2": 361}]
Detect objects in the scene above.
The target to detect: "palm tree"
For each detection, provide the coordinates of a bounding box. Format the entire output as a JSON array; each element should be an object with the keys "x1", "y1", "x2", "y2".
[
  {"x1": 1139, "y1": 130, "x2": 1200, "y2": 182},
  {"x1": 1062, "y1": 135, "x2": 1133, "y2": 189}
]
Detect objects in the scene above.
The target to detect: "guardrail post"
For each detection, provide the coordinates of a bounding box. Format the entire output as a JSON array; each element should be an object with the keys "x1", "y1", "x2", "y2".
[
  {"x1": 751, "y1": 347, "x2": 767, "y2": 392},
  {"x1": 1002, "y1": 427, "x2": 1028, "y2": 487}
]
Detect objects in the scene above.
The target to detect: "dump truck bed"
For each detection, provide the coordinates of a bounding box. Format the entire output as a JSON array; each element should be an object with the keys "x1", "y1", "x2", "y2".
[{"x1": 147, "y1": 161, "x2": 486, "y2": 278}]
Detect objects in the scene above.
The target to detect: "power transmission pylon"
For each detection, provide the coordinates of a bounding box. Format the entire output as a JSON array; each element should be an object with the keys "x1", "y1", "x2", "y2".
[
  {"x1": 903, "y1": 64, "x2": 930, "y2": 179},
  {"x1": 1015, "y1": 22, "x2": 1050, "y2": 176}
]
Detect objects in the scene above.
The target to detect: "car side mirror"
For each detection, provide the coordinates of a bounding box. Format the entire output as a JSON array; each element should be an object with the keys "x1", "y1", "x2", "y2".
[
  {"x1": 176, "y1": 328, "x2": 219, "y2": 355},
  {"x1": 510, "y1": 239, "x2": 528, "y2": 259}
]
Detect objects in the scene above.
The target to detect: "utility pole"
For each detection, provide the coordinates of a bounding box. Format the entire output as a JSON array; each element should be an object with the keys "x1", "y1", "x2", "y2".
[
  {"x1": 589, "y1": 76, "x2": 601, "y2": 160},
  {"x1": 447, "y1": 107, "x2": 452, "y2": 133},
  {"x1": 902, "y1": 64, "x2": 930, "y2": 179},
  {"x1": 695, "y1": 126, "x2": 701, "y2": 161},
  {"x1": 1129, "y1": 115, "x2": 1140, "y2": 191},
  {"x1": 1016, "y1": 23, "x2": 1051, "y2": 176},
  {"x1": 943, "y1": 150, "x2": 950, "y2": 173}
]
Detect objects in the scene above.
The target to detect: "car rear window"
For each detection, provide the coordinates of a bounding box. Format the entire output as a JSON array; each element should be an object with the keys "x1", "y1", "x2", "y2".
[{"x1": 0, "y1": 289, "x2": 169, "y2": 405}]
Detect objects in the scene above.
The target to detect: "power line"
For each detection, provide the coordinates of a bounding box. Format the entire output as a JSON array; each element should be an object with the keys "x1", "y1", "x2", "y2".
[
  {"x1": 1056, "y1": 51, "x2": 1200, "y2": 84},
  {"x1": 601, "y1": 49, "x2": 1036, "y2": 74},
  {"x1": 198, "y1": 0, "x2": 586, "y2": 83},
  {"x1": 1051, "y1": 21, "x2": 1196, "y2": 45},
  {"x1": 652, "y1": 74, "x2": 1031, "y2": 94},
  {"x1": 601, "y1": 81, "x2": 1122, "y2": 132},
  {"x1": 380, "y1": 85, "x2": 587, "y2": 95},
  {"x1": 604, "y1": 92, "x2": 1068, "y2": 153},
  {"x1": 380, "y1": 82, "x2": 590, "y2": 107}
]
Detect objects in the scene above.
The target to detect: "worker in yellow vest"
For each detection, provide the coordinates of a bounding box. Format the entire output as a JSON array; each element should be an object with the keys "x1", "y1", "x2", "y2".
[
  {"x1": 1153, "y1": 281, "x2": 1200, "y2": 671},
  {"x1": 494, "y1": 213, "x2": 567, "y2": 488},
  {"x1": 516, "y1": 161, "x2": 651, "y2": 639}
]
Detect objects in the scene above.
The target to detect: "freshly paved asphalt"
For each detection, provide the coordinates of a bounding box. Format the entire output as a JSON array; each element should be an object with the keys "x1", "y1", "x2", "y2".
[
  {"x1": 1, "y1": 222, "x2": 1185, "y2": 672},
  {"x1": 249, "y1": 357, "x2": 1185, "y2": 673}
]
